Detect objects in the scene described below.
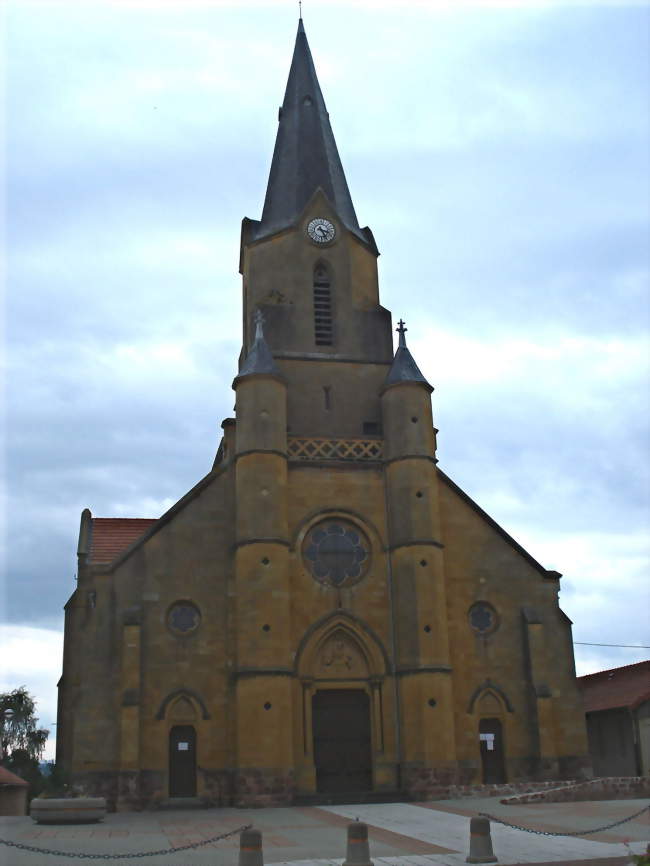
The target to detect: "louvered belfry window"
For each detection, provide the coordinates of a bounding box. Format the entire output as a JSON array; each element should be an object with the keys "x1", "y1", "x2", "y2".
[{"x1": 313, "y1": 264, "x2": 333, "y2": 346}]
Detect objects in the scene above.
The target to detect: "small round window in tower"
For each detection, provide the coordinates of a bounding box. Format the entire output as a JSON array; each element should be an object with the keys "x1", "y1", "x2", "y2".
[
  {"x1": 468, "y1": 601, "x2": 498, "y2": 636},
  {"x1": 302, "y1": 520, "x2": 370, "y2": 589},
  {"x1": 167, "y1": 601, "x2": 201, "y2": 636}
]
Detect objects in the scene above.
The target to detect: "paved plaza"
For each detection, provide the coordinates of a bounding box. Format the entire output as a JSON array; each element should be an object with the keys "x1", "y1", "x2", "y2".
[{"x1": 0, "y1": 798, "x2": 647, "y2": 866}]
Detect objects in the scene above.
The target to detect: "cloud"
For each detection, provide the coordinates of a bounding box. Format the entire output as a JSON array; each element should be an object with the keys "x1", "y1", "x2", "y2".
[
  {"x1": 0, "y1": 626, "x2": 63, "y2": 761},
  {"x1": 3, "y1": 0, "x2": 648, "y2": 696}
]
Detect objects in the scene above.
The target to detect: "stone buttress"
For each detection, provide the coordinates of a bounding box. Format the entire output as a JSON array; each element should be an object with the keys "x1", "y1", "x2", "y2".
[
  {"x1": 232, "y1": 313, "x2": 294, "y2": 804},
  {"x1": 381, "y1": 324, "x2": 457, "y2": 790}
]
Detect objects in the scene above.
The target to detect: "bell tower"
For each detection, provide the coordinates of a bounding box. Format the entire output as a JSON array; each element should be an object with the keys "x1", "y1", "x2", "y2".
[
  {"x1": 239, "y1": 19, "x2": 393, "y2": 439},
  {"x1": 231, "y1": 16, "x2": 459, "y2": 800}
]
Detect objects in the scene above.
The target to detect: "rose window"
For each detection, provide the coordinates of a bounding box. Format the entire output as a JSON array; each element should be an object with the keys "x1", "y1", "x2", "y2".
[
  {"x1": 167, "y1": 602, "x2": 201, "y2": 635},
  {"x1": 468, "y1": 602, "x2": 498, "y2": 635},
  {"x1": 303, "y1": 521, "x2": 369, "y2": 588}
]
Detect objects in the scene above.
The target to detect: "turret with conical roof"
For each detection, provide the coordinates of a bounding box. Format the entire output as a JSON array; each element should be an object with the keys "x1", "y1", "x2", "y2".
[
  {"x1": 382, "y1": 320, "x2": 438, "y2": 462},
  {"x1": 380, "y1": 319, "x2": 455, "y2": 776},
  {"x1": 232, "y1": 307, "x2": 292, "y2": 787},
  {"x1": 235, "y1": 309, "x2": 281, "y2": 381},
  {"x1": 385, "y1": 320, "x2": 433, "y2": 391},
  {"x1": 233, "y1": 309, "x2": 286, "y2": 456}
]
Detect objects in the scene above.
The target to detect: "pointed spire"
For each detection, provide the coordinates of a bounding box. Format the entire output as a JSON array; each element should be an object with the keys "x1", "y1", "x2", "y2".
[
  {"x1": 238, "y1": 309, "x2": 280, "y2": 378},
  {"x1": 385, "y1": 319, "x2": 433, "y2": 390},
  {"x1": 257, "y1": 19, "x2": 362, "y2": 240}
]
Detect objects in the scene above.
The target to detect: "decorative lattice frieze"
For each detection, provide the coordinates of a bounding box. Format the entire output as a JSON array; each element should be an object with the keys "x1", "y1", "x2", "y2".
[{"x1": 287, "y1": 437, "x2": 383, "y2": 461}]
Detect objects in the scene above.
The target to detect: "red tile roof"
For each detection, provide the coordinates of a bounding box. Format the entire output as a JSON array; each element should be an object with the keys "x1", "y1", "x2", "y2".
[
  {"x1": 0, "y1": 766, "x2": 29, "y2": 787},
  {"x1": 578, "y1": 660, "x2": 650, "y2": 713},
  {"x1": 89, "y1": 518, "x2": 157, "y2": 564}
]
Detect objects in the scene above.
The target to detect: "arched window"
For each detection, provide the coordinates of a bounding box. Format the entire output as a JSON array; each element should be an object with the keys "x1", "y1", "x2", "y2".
[{"x1": 313, "y1": 264, "x2": 333, "y2": 346}]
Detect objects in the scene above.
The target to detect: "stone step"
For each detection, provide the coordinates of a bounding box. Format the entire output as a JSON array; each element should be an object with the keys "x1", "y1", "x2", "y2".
[
  {"x1": 158, "y1": 797, "x2": 206, "y2": 810},
  {"x1": 293, "y1": 789, "x2": 411, "y2": 807}
]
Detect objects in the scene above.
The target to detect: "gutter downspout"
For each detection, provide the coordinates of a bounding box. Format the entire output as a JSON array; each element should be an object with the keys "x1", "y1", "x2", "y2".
[
  {"x1": 629, "y1": 706, "x2": 642, "y2": 777},
  {"x1": 383, "y1": 465, "x2": 403, "y2": 792}
]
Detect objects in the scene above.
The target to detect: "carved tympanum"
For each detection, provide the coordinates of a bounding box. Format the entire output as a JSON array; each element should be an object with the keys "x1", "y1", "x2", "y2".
[
  {"x1": 169, "y1": 696, "x2": 197, "y2": 721},
  {"x1": 477, "y1": 691, "x2": 502, "y2": 715},
  {"x1": 313, "y1": 632, "x2": 369, "y2": 677}
]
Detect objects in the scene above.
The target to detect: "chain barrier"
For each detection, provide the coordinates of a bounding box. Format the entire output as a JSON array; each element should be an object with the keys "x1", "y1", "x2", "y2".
[
  {"x1": 479, "y1": 803, "x2": 649, "y2": 837},
  {"x1": 0, "y1": 822, "x2": 251, "y2": 860},
  {"x1": 3, "y1": 804, "x2": 649, "y2": 858}
]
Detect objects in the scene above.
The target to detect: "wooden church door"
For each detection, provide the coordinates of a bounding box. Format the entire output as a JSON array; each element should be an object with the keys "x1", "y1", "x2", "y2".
[
  {"x1": 169, "y1": 725, "x2": 197, "y2": 797},
  {"x1": 479, "y1": 718, "x2": 506, "y2": 783},
  {"x1": 312, "y1": 690, "x2": 372, "y2": 793}
]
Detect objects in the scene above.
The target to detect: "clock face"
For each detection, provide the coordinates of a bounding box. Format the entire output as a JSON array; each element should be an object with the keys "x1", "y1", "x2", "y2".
[{"x1": 307, "y1": 218, "x2": 336, "y2": 244}]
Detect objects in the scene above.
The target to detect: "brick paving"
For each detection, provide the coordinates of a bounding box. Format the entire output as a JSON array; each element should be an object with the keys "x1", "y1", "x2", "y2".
[{"x1": 0, "y1": 797, "x2": 646, "y2": 866}]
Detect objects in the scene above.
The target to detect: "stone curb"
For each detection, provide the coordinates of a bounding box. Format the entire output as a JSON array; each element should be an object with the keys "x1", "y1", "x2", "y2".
[{"x1": 499, "y1": 776, "x2": 650, "y2": 805}]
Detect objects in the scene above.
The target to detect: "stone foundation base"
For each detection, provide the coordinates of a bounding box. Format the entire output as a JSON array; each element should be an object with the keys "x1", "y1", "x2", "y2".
[
  {"x1": 73, "y1": 771, "x2": 119, "y2": 812},
  {"x1": 233, "y1": 768, "x2": 295, "y2": 807},
  {"x1": 199, "y1": 769, "x2": 233, "y2": 807},
  {"x1": 505, "y1": 754, "x2": 592, "y2": 783},
  {"x1": 558, "y1": 754, "x2": 593, "y2": 780},
  {"x1": 401, "y1": 761, "x2": 469, "y2": 800},
  {"x1": 502, "y1": 775, "x2": 650, "y2": 804},
  {"x1": 73, "y1": 769, "x2": 231, "y2": 810},
  {"x1": 400, "y1": 755, "x2": 593, "y2": 801},
  {"x1": 71, "y1": 757, "x2": 594, "y2": 809}
]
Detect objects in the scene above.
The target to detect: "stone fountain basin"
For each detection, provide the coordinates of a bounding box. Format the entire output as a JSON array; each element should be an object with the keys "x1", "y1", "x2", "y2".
[{"x1": 30, "y1": 797, "x2": 107, "y2": 824}]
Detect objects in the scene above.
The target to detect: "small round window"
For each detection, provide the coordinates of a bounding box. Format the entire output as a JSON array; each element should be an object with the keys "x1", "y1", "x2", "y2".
[
  {"x1": 468, "y1": 601, "x2": 498, "y2": 636},
  {"x1": 167, "y1": 601, "x2": 201, "y2": 635},
  {"x1": 302, "y1": 520, "x2": 370, "y2": 588}
]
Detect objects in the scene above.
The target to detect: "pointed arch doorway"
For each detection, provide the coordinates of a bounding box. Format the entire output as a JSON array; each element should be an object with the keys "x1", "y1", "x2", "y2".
[
  {"x1": 296, "y1": 612, "x2": 391, "y2": 796},
  {"x1": 479, "y1": 717, "x2": 506, "y2": 784},
  {"x1": 312, "y1": 689, "x2": 372, "y2": 793},
  {"x1": 169, "y1": 725, "x2": 197, "y2": 797}
]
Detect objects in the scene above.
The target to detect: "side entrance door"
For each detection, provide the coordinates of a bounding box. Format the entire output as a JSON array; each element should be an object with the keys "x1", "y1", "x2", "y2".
[
  {"x1": 312, "y1": 689, "x2": 372, "y2": 793},
  {"x1": 479, "y1": 717, "x2": 506, "y2": 783},
  {"x1": 169, "y1": 725, "x2": 197, "y2": 797}
]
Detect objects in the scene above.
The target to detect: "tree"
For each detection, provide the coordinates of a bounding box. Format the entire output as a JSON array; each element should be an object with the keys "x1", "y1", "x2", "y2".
[
  {"x1": 0, "y1": 687, "x2": 49, "y2": 763},
  {"x1": 1, "y1": 687, "x2": 49, "y2": 798}
]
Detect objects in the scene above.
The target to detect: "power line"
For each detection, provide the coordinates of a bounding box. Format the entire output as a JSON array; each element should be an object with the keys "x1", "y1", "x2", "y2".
[{"x1": 574, "y1": 642, "x2": 650, "y2": 649}]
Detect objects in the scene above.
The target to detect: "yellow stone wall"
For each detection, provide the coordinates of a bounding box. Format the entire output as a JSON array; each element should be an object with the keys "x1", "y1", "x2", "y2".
[
  {"x1": 59, "y1": 438, "x2": 589, "y2": 807},
  {"x1": 440, "y1": 476, "x2": 589, "y2": 779}
]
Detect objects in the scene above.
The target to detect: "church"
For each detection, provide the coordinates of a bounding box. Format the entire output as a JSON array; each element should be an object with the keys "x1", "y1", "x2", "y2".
[{"x1": 56, "y1": 19, "x2": 590, "y2": 810}]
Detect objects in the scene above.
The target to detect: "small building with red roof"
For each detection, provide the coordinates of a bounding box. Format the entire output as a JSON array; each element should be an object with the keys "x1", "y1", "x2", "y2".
[
  {"x1": 578, "y1": 660, "x2": 650, "y2": 777},
  {"x1": 0, "y1": 766, "x2": 29, "y2": 816}
]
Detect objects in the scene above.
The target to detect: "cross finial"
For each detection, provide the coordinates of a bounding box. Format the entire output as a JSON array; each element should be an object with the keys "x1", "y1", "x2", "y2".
[
  {"x1": 396, "y1": 318, "x2": 407, "y2": 348},
  {"x1": 299, "y1": 0, "x2": 302, "y2": 20},
  {"x1": 254, "y1": 308, "x2": 265, "y2": 341}
]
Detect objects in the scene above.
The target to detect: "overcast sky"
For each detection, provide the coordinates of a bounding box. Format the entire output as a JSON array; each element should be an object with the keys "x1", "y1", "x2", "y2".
[{"x1": 3, "y1": 0, "x2": 649, "y2": 758}]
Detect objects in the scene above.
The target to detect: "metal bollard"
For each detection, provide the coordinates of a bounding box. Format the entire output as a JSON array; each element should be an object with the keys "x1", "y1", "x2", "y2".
[
  {"x1": 239, "y1": 827, "x2": 263, "y2": 866},
  {"x1": 466, "y1": 816, "x2": 497, "y2": 863},
  {"x1": 342, "y1": 821, "x2": 373, "y2": 866}
]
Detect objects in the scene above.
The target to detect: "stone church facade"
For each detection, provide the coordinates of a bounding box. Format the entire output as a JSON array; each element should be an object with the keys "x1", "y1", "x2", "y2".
[{"x1": 57, "y1": 20, "x2": 590, "y2": 809}]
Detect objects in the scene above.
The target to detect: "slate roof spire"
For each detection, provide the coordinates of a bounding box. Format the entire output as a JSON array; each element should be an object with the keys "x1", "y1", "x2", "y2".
[
  {"x1": 238, "y1": 309, "x2": 280, "y2": 378},
  {"x1": 257, "y1": 19, "x2": 362, "y2": 240},
  {"x1": 385, "y1": 320, "x2": 433, "y2": 391}
]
